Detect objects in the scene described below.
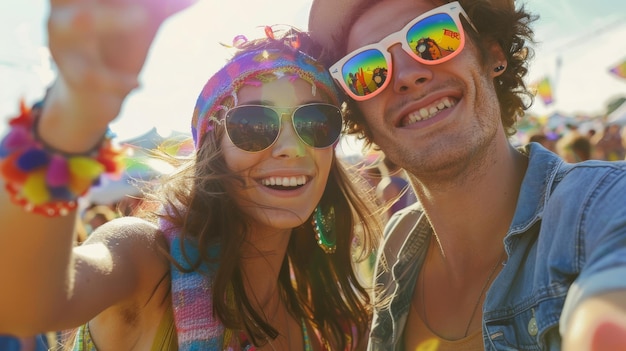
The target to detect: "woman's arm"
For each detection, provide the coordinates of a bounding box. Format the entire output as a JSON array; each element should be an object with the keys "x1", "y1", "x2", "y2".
[
  {"x1": 0, "y1": 214, "x2": 169, "y2": 335},
  {"x1": 0, "y1": 0, "x2": 194, "y2": 336}
]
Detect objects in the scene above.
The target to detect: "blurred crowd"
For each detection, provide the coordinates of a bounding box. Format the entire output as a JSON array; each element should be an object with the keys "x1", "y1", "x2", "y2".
[{"x1": 528, "y1": 122, "x2": 625, "y2": 163}]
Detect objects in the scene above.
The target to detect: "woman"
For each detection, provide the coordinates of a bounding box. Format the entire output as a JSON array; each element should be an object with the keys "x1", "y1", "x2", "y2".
[{"x1": 0, "y1": 1, "x2": 380, "y2": 350}]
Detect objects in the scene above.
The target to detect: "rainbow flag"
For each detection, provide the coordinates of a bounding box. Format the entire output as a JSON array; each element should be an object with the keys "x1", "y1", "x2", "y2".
[
  {"x1": 533, "y1": 76, "x2": 554, "y2": 106},
  {"x1": 609, "y1": 59, "x2": 626, "y2": 79}
]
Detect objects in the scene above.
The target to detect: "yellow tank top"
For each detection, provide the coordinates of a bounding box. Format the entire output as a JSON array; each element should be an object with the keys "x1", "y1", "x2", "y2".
[{"x1": 73, "y1": 304, "x2": 176, "y2": 351}]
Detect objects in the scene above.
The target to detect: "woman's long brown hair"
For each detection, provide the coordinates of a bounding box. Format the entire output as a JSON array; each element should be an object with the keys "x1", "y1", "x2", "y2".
[{"x1": 143, "y1": 29, "x2": 383, "y2": 350}]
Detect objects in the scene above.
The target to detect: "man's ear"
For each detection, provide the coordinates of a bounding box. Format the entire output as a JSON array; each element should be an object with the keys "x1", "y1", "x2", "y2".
[{"x1": 489, "y1": 41, "x2": 508, "y2": 77}]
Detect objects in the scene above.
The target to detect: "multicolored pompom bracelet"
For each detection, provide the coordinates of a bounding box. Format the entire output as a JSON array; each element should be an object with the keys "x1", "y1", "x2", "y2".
[{"x1": 0, "y1": 99, "x2": 125, "y2": 217}]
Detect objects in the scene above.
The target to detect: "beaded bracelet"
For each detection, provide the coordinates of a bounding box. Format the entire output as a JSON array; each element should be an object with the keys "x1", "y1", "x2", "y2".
[{"x1": 0, "y1": 99, "x2": 125, "y2": 217}]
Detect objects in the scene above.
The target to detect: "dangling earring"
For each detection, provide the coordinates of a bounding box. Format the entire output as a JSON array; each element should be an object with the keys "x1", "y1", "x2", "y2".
[
  {"x1": 494, "y1": 65, "x2": 506, "y2": 72},
  {"x1": 312, "y1": 204, "x2": 336, "y2": 254}
]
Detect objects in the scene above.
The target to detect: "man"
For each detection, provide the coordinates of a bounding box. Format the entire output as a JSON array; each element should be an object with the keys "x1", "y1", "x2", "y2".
[{"x1": 309, "y1": 0, "x2": 626, "y2": 350}]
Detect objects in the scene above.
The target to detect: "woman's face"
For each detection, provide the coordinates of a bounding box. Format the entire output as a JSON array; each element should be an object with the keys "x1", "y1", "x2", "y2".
[{"x1": 221, "y1": 77, "x2": 335, "y2": 232}]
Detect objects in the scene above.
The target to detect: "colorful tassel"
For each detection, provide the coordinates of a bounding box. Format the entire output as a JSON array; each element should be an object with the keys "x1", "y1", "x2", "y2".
[
  {"x1": 0, "y1": 99, "x2": 125, "y2": 216},
  {"x1": 23, "y1": 171, "x2": 50, "y2": 205},
  {"x1": 1, "y1": 153, "x2": 28, "y2": 183},
  {"x1": 1, "y1": 126, "x2": 31, "y2": 151},
  {"x1": 46, "y1": 155, "x2": 70, "y2": 187},
  {"x1": 18, "y1": 148, "x2": 50, "y2": 171}
]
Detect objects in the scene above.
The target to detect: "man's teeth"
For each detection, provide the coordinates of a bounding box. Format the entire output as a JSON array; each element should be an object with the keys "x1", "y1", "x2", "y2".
[
  {"x1": 261, "y1": 175, "x2": 307, "y2": 187},
  {"x1": 406, "y1": 97, "x2": 455, "y2": 124}
]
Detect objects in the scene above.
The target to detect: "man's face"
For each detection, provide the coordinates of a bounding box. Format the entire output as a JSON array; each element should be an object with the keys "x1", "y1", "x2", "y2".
[{"x1": 345, "y1": 0, "x2": 506, "y2": 181}]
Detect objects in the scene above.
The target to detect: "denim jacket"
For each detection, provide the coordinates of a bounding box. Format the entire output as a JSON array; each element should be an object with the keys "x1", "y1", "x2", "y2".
[{"x1": 368, "y1": 143, "x2": 626, "y2": 350}]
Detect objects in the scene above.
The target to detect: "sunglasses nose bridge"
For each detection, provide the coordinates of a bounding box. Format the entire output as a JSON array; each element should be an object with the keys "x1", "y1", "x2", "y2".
[
  {"x1": 378, "y1": 34, "x2": 403, "y2": 61},
  {"x1": 279, "y1": 111, "x2": 295, "y2": 132},
  {"x1": 269, "y1": 110, "x2": 294, "y2": 142},
  {"x1": 389, "y1": 42, "x2": 415, "y2": 62},
  {"x1": 272, "y1": 110, "x2": 307, "y2": 152},
  {"x1": 280, "y1": 111, "x2": 291, "y2": 121},
  {"x1": 387, "y1": 41, "x2": 422, "y2": 73},
  {"x1": 388, "y1": 44, "x2": 434, "y2": 92}
]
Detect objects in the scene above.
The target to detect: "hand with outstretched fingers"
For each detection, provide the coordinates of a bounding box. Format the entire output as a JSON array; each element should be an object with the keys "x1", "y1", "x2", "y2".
[{"x1": 41, "y1": 0, "x2": 198, "y2": 153}]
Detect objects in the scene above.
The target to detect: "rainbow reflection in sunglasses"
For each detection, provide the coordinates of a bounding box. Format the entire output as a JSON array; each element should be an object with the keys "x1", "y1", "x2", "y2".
[
  {"x1": 223, "y1": 103, "x2": 343, "y2": 152},
  {"x1": 329, "y1": 1, "x2": 478, "y2": 101}
]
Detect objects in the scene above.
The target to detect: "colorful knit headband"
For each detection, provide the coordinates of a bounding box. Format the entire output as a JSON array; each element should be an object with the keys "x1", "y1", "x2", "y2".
[{"x1": 191, "y1": 48, "x2": 340, "y2": 148}]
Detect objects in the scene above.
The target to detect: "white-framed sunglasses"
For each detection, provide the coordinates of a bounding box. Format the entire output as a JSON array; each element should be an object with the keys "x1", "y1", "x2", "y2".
[{"x1": 329, "y1": 1, "x2": 478, "y2": 101}]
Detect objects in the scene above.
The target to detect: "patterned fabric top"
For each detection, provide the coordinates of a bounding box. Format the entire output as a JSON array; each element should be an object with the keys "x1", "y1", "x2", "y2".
[
  {"x1": 161, "y1": 215, "x2": 319, "y2": 351},
  {"x1": 72, "y1": 303, "x2": 176, "y2": 351}
]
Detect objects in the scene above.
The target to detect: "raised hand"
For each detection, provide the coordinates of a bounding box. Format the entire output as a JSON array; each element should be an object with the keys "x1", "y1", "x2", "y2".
[{"x1": 42, "y1": 0, "x2": 197, "y2": 152}]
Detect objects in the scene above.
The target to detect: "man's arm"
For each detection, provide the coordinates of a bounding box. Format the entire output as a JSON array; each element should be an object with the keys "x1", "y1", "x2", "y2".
[{"x1": 563, "y1": 290, "x2": 626, "y2": 351}]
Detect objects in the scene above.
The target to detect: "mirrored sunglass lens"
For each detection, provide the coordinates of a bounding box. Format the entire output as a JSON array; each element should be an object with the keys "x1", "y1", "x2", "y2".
[
  {"x1": 226, "y1": 106, "x2": 280, "y2": 151},
  {"x1": 294, "y1": 105, "x2": 342, "y2": 148},
  {"x1": 407, "y1": 13, "x2": 462, "y2": 61},
  {"x1": 341, "y1": 49, "x2": 389, "y2": 98}
]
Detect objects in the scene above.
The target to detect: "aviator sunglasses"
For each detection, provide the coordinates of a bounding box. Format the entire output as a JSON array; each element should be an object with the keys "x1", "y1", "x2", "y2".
[
  {"x1": 223, "y1": 103, "x2": 343, "y2": 152},
  {"x1": 329, "y1": 1, "x2": 478, "y2": 101}
]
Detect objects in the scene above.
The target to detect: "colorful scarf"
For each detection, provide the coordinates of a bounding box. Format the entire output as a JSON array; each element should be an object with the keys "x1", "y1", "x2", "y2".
[{"x1": 160, "y1": 217, "x2": 224, "y2": 350}]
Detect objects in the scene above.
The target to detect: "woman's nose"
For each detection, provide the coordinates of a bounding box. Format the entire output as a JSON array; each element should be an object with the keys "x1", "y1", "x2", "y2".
[{"x1": 271, "y1": 116, "x2": 306, "y2": 158}]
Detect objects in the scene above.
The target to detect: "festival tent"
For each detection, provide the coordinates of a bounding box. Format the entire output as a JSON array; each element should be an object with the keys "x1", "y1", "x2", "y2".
[{"x1": 87, "y1": 128, "x2": 193, "y2": 205}]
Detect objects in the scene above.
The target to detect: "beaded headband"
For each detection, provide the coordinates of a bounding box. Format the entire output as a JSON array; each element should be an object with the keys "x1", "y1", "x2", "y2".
[{"x1": 191, "y1": 47, "x2": 341, "y2": 148}]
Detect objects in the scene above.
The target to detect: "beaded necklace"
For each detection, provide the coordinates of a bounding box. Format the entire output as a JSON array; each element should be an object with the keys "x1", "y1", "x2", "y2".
[{"x1": 301, "y1": 318, "x2": 313, "y2": 351}]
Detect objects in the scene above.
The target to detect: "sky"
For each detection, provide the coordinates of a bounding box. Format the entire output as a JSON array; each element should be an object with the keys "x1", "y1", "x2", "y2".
[{"x1": 1, "y1": 0, "x2": 625, "y2": 155}]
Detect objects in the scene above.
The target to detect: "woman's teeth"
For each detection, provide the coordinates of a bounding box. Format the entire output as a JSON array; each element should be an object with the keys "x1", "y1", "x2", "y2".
[{"x1": 261, "y1": 175, "x2": 307, "y2": 187}]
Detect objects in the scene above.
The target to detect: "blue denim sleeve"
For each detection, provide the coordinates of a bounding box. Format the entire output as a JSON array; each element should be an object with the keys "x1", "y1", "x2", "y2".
[{"x1": 559, "y1": 162, "x2": 626, "y2": 333}]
